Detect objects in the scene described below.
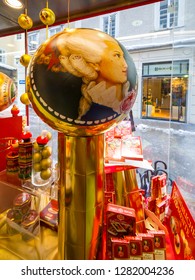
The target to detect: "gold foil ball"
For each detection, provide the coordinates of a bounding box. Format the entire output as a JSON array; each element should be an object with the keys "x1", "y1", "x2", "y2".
[
  {"x1": 0, "y1": 72, "x2": 17, "y2": 112},
  {"x1": 20, "y1": 92, "x2": 31, "y2": 105},
  {"x1": 39, "y1": 8, "x2": 55, "y2": 25},
  {"x1": 20, "y1": 54, "x2": 31, "y2": 67},
  {"x1": 27, "y1": 28, "x2": 137, "y2": 136},
  {"x1": 18, "y1": 14, "x2": 33, "y2": 30}
]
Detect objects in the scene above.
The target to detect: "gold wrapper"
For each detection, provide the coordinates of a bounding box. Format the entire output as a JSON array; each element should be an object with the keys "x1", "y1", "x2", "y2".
[
  {"x1": 124, "y1": 169, "x2": 139, "y2": 207},
  {"x1": 58, "y1": 133, "x2": 104, "y2": 260},
  {"x1": 112, "y1": 171, "x2": 126, "y2": 206}
]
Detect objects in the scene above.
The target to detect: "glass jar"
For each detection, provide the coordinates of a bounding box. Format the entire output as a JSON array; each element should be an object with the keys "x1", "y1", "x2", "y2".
[{"x1": 31, "y1": 131, "x2": 53, "y2": 187}]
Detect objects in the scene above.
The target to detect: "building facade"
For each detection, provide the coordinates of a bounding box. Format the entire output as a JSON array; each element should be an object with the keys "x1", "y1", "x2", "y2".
[{"x1": 0, "y1": 0, "x2": 195, "y2": 123}]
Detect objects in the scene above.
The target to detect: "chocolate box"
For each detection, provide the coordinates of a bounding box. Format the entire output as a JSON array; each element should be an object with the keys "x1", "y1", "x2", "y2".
[
  {"x1": 106, "y1": 203, "x2": 136, "y2": 259},
  {"x1": 125, "y1": 235, "x2": 143, "y2": 260},
  {"x1": 137, "y1": 232, "x2": 154, "y2": 260},
  {"x1": 149, "y1": 229, "x2": 166, "y2": 260},
  {"x1": 111, "y1": 237, "x2": 130, "y2": 260}
]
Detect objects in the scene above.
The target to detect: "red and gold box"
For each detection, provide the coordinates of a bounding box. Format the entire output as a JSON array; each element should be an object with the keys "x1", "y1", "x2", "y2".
[
  {"x1": 128, "y1": 189, "x2": 145, "y2": 232},
  {"x1": 166, "y1": 182, "x2": 195, "y2": 260},
  {"x1": 155, "y1": 199, "x2": 166, "y2": 222},
  {"x1": 149, "y1": 230, "x2": 166, "y2": 260},
  {"x1": 125, "y1": 235, "x2": 143, "y2": 260},
  {"x1": 0, "y1": 116, "x2": 26, "y2": 172},
  {"x1": 150, "y1": 176, "x2": 159, "y2": 199},
  {"x1": 40, "y1": 201, "x2": 58, "y2": 231},
  {"x1": 111, "y1": 237, "x2": 130, "y2": 260},
  {"x1": 158, "y1": 174, "x2": 167, "y2": 198},
  {"x1": 106, "y1": 203, "x2": 136, "y2": 259},
  {"x1": 138, "y1": 232, "x2": 154, "y2": 260}
]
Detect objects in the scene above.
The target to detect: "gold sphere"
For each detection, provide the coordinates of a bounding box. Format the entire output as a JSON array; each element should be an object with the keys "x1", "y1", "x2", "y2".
[
  {"x1": 39, "y1": 8, "x2": 55, "y2": 25},
  {"x1": 20, "y1": 54, "x2": 31, "y2": 67},
  {"x1": 27, "y1": 28, "x2": 137, "y2": 136},
  {"x1": 18, "y1": 14, "x2": 33, "y2": 30}
]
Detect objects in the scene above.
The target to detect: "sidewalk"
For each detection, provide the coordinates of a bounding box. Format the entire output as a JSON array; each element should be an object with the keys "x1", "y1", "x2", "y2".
[{"x1": 133, "y1": 118, "x2": 195, "y2": 184}]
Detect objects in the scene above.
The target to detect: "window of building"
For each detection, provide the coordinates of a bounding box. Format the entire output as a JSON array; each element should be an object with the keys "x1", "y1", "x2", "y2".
[
  {"x1": 102, "y1": 13, "x2": 116, "y2": 37},
  {"x1": 28, "y1": 32, "x2": 39, "y2": 52},
  {"x1": 16, "y1": 33, "x2": 23, "y2": 40},
  {"x1": 14, "y1": 56, "x2": 20, "y2": 66},
  {"x1": 141, "y1": 60, "x2": 189, "y2": 122},
  {"x1": 159, "y1": 0, "x2": 179, "y2": 28},
  {"x1": 0, "y1": 49, "x2": 5, "y2": 63},
  {"x1": 49, "y1": 26, "x2": 63, "y2": 37}
]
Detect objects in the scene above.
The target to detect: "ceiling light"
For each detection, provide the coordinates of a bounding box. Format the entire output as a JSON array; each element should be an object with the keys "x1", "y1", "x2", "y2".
[{"x1": 3, "y1": 0, "x2": 24, "y2": 9}]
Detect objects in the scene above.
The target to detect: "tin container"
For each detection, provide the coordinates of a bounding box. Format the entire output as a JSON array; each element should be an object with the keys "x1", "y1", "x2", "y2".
[
  {"x1": 18, "y1": 141, "x2": 33, "y2": 179},
  {"x1": 6, "y1": 152, "x2": 19, "y2": 175},
  {"x1": 13, "y1": 192, "x2": 31, "y2": 219},
  {"x1": 21, "y1": 209, "x2": 39, "y2": 241},
  {"x1": 6, "y1": 208, "x2": 19, "y2": 235}
]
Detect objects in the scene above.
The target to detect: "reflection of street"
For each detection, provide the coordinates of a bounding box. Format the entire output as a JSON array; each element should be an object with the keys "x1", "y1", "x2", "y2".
[
  {"x1": 134, "y1": 118, "x2": 195, "y2": 217},
  {"x1": 134, "y1": 119, "x2": 195, "y2": 184}
]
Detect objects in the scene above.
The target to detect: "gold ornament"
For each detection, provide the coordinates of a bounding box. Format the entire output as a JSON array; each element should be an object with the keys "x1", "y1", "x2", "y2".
[
  {"x1": 0, "y1": 72, "x2": 17, "y2": 112},
  {"x1": 27, "y1": 28, "x2": 138, "y2": 137},
  {"x1": 20, "y1": 92, "x2": 31, "y2": 105},
  {"x1": 18, "y1": 14, "x2": 33, "y2": 30},
  {"x1": 39, "y1": 8, "x2": 55, "y2": 25},
  {"x1": 20, "y1": 54, "x2": 31, "y2": 67}
]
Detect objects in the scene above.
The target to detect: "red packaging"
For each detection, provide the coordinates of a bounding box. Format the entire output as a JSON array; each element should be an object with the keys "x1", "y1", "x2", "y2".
[
  {"x1": 149, "y1": 230, "x2": 166, "y2": 260},
  {"x1": 105, "y1": 136, "x2": 122, "y2": 161},
  {"x1": 125, "y1": 235, "x2": 143, "y2": 260},
  {"x1": 158, "y1": 174, "x2": 167, "y2": 198},
  {"x1": 104, "y1": 191, "x2": 116, "y2": 225},
  {"x1": 166, "y1": 182, "x2": 195, "y2": 260},
  {"x1": 146, "y1": 197, "x2": 156, "y2": 212},
  {"x1": 111, "y1": 237, "x2": 130, "y2": 260},
  {"x1": 155, "y1": 199, "x2": 166, "y2": 222},
  {"x1": 40, "y1": 201, "x2": 58, "y2": 231},
  {"x1": 128, "y1": 189, "x2": 145, "y2": 222},
  {"x1": 106, "y1": 203, "x2": 136, "y2": 259},
  {"x1": 151, "y1": 176, "x2": 159, "y2": 199},
  {"x1": 0, "y1": 116, "x2": 26, "y2": 171},
  {"x1": 138, "y1": 232, "x2": 154, "y2": 260}
]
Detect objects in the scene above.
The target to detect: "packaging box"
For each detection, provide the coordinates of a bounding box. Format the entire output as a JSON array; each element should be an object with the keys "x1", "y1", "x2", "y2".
[
  {"x1": 106, "y1": 203, "x2": 136, "y2": 259},
  {"x1": 149, "y1": 230, "x2": 166, "y2": 260},
  {"x1": 111, "y1": 237, "x2": 130, "y2": 260},
  {"x1": 121, "y1": 136, "x2": 143, "y2": 161},
  {"x1": 40, "y1": 201, "x2": 58, "y2": 231},
  {"x1": 137, "y1": 232, "x2": 154, "y2": 260},
  {"x1": 0, "y1": 116, "x2": 26, "y2": 172},
  {"x1": 125, "y1": 235, "x2": 143, "y2": 260},
  {"x1": 166, "y1": 182, "x2": 195, "y2": 260},
  {"x1": 155, "y1": 199, "x2": 166, "y2": 222}
]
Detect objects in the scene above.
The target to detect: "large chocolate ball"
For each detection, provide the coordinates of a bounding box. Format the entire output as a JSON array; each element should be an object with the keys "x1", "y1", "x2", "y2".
[{"x1": 27, "y1": 28, "x2": 137, "y2": 136}]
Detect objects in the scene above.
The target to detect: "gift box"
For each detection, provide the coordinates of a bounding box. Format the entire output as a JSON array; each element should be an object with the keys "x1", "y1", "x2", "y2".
[
  {"x1": 0, "y1": 116, "x2": 26, "y2": 172},
  {"x1": 106, "y1": 203, "x2": 136, "y2": 259}
]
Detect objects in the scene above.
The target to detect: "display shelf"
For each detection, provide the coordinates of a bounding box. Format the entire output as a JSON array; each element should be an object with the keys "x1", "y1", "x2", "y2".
[{"x1": 0, "y1": 170, "x2": 58, "y2": 260}]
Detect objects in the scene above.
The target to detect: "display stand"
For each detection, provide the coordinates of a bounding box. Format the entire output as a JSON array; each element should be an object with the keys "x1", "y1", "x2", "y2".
[{"x1": 0, "y1": 170, "x2": 58, "y2": 260}]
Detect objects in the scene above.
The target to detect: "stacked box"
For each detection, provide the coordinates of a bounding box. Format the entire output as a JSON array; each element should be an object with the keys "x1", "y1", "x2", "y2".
[{"x1": 106, "y1": 203, "x2": 136, "y2": 259}]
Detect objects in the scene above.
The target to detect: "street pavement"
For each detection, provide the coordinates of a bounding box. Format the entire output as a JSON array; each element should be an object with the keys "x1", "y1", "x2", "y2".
[{"x1": 134, "y1": 118, "x2": 195, "y2": 185}]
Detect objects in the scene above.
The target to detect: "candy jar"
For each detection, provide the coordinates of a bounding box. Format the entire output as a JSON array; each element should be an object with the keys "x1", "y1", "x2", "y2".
[{"x1": 32, "y1": 130, "x2": 53, "y2": 187}]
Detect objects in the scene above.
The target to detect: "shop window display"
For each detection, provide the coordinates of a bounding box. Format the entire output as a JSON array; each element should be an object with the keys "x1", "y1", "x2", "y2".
[{"x1": 0, "y1": 0, "x2": 194, "y2": 262}]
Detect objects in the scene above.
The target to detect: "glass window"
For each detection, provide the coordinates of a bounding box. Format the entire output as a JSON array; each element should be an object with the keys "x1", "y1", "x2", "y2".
[
  {"x1": 49, "y1": 26, "x2": 63, "y2": 37},
  {"x1": 28, "y1": 32, "x2": 39, "y2": 52},
  {"x1": 0, "y1": 49, "x2": 5, "y2": 63},
  {"x1": 103, "y1": 13, "x2": 116, "y2": 37},
  {"x1": 160, "y1": 0, "x2": 179, "y2": 28},
  {"x1": 16, "y1": 33, "x2": 23, "y2": 40}
]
